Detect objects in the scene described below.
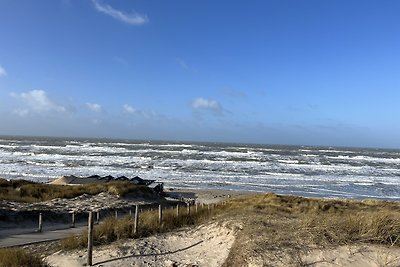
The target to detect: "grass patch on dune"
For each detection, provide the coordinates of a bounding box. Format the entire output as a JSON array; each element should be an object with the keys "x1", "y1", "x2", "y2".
[
  {"x1": 59, "y1": 205, "x2": 213, "y2": 250},
  {"x1": 57, "y1": 192, "x2": 400, "y2": 266},
  {"x1": 0, "y1": 178, "x2": 154, "y2": 203},
  {"x1": 0, "y1": 248, "x2": 46, "y2": 267},
  {"x1": 304, "y1": 210, "x2": 400, "y2": 246},
  {"x1": 222, "y1": 193, "x2": 400, "y2": 266}
]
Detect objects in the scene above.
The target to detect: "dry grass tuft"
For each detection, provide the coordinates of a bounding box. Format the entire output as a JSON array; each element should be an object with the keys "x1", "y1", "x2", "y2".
[
  {"x1": 222, "y1": 193, "x2": 400, "y2": 266},
  {"x1": 59, "y1": 204, "x2": 216, "y2": 250},
  {"x1": 0, "y1": 248, "x2": 46, "y2": 267},
  {"x1": 304, "y1": 210, "x2": 400, "y2": 247},
  {"x1": 0, "y1": 179, "x2": 154, "y2": 203},
  {"x1": 56, "y1": 192, "x2": 400, "y2": 266}
]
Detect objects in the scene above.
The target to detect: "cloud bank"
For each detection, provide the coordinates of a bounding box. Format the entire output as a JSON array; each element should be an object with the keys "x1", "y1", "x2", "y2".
[
  {"x1": 10, "y1": 90, "x2": 66, "y2": 116},
  {"x1": 86, "y1": 103, "x2": 102, "y2": 113},
  {"x1": 123, "y1": 104, "x2": 136, "y2": 114},
  {"x1": 92, "y1": 0, "x2": 148, "y2": 25},
  {"x1": 192, "y1": 97, "x2": 223, "y2": 115},
  {"x1": 123, "y1": 104, "x2": 158, "y2": 119}
]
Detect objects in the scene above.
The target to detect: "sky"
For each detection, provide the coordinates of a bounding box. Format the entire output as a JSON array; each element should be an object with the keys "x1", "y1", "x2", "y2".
[{"x1": 0, "y1": 0, "x2": 400, "y2": 148}]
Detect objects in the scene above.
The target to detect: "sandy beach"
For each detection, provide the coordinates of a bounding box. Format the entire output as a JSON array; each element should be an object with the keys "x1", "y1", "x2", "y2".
[{"x1": 164, "y1": 187, "x2": 256, "y2": 204}]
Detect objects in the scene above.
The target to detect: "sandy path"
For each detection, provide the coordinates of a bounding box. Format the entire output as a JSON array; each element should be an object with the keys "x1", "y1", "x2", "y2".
[
  {"x1": 165, "y1": 188, "x2": 255, "y2": 204},
  {"x1": 46, "y1": 221, "x2": 239, "y2": 267}
]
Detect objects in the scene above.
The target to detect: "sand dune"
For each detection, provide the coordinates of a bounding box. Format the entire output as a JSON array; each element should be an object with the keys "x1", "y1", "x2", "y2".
[{"x1": 46, "y1": 221, "x2": 239, "y2": 267}]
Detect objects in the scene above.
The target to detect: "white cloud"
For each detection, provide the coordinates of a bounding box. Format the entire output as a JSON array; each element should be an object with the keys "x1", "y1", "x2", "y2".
[
  {"x1": 123, "y1": 104, "x2": 159, "y2": 119},
  {"x1": 0, "y1": 66, "x2": 7, "y2": 77},
  {"x1": 176, "y1": 58, "x2": 189, "y2": 70},
  {"x1": 123, "y1": 104, "x2": 136, "y2": 114},
  {"x1": 223, "y1": 88, "x2": 247, "y2": 98},
  {"x1": 11, "y1": 90, "x2": 66, "y2": 115},
  {"x1": 12, "y1": 109, "x2": 29, "y2": 117},
  {"x1": 112, "y1": 56, "x2": 128, "y2": 65},
  {"x1": 92, "y1": 119, "x2": 101, "y2": 125},
  {"x1": 86, "y1": 103, "x2": 102, "y2": 112},
  {"x1": 92, "y1": 0, "x2": 148, "y2": 25},
  {"x1": 192, "y1": 97, "x2": 223, "y2": 115}
]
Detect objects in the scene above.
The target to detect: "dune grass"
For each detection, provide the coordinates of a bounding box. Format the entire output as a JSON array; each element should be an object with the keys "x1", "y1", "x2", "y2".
[
  {"x1": 222, "y1": 193, "x2": 400, "y2": 266},
  {"x1": 59, "y1": 193, "x2": 400, "y2": 258},
  {"x1": 0, "y1": 248, "x2": 46, "y2": 267},
  {"x1": 59, "y1": 204, "x2": 213, "y2": 250},
  {"x1": 12, "y1": 190, "x2": 393, "y2": 267},
  {"x1": 0, "y1": 178, "x2": 154, "y2": 203}
]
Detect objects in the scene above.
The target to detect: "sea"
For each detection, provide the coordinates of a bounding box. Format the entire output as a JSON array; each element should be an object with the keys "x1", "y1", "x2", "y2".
[{"x1": 0, "y1": 136, "x2": 399, "y2": 200}]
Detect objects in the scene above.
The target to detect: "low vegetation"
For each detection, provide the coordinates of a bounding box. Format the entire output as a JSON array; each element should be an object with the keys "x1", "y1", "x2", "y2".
[
  {"x1": 222, "y1": 193, "x2": 400, "y2": 266},
  {"x1": 60, "y1": 192, "x2": 400, "y2": 266},
  {"x1": 0, "y1": 248, "x2": 46, "y2": 267},
  {"x1": 5, "y1": 189, "x2": 400, "y2": 266},
  {"x1": 0, "y1": 178, "x2": 155, "y2": 203},
  {"x1": 60, "y1": 204, "x2": 214, "y2": 249}
]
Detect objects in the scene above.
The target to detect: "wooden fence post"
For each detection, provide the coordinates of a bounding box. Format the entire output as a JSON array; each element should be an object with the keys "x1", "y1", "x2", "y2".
[
  {"x1": 187, "y1": 203, "x2": 191, "y2": 215},
  {"x1": 38, "y1": 213, "x2": 43, "y2": 232},
  {"x1": 115, "y1": 210, "x2": 118, "y2": 219},
  {"x1": 96, "y1": 211, "x2": 100, "y2": 224},
  {"x1": 71, "y1": 212, "x2": 75, "y2": 228},
  {"x1": 195, "y1": 203, "x2": 198, "y2": 213},
  {"x1": 158, "y1": 205, "x2": 163, "y2": 226},
  {"x1": 176, "y1": 204, "x2": 180, "y2": 217},
  {"x1": 134, "y1": 204, "x2": 139, "y2": 234},
  {"x1": 87, "y1": 211, "x2": 94, "y2": 266}
]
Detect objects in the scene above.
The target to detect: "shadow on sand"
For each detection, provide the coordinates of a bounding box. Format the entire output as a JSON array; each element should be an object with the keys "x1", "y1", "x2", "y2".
[{"x1": 93, "y1": 240, "x2": 204, "y2": 266}]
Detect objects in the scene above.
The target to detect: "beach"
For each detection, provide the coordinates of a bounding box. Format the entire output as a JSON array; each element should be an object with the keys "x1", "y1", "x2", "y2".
[
  {"x1": 0, "y1": 141, "x2": 400, "y2": 266},
  {"x1": 0, "y1": 181, "x2": 399, "y2": 266},
  {"x1": 1, "y1": 136, "x2": 400, "y2": 200}
]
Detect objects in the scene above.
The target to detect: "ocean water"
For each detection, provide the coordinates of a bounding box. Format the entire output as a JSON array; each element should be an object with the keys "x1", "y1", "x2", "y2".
[{"x1": 0, "y1": 136, "x2": 399, "y2": 200}]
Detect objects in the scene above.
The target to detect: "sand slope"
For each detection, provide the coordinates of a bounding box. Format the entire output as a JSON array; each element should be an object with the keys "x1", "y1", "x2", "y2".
[
  {"x1": 302, "y1": 245, "x2": 400, "y2": 267},
  {"x1": 46, "y1": 221, "x2": 239, "y2": 267}
]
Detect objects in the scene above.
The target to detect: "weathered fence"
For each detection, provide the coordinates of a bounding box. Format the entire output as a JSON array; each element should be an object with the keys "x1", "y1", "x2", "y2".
[{"x1": 85, "y1": 201, "x2": 218, "y2": 266}]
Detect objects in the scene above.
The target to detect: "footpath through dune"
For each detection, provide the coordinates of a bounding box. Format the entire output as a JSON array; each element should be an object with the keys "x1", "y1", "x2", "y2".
[{"x1": 46, "y1": 221, "x2": 239, "y2": 267}]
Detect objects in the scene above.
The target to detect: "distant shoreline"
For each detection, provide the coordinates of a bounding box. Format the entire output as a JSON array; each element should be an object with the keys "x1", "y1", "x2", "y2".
[
  {"x1": 1, "y1": 136, "x2": 400, "y2": 200},
  {"x1": 1, "y1": 133, "x2": 399, "y2": 150}
]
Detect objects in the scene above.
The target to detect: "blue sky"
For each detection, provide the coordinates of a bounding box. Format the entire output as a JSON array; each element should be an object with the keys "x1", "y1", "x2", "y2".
[{"x1": 1, "y1": 0, "x2": 400, "y2": 148}]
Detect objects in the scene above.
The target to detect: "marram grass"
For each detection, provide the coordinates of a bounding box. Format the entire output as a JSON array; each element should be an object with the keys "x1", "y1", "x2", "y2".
[
  {"x1": 0, "y1": 248, "x2": 46, "y2": 267},
  {"x1": 0, "y1": 178, "x2": 154, "y2": 203}
]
